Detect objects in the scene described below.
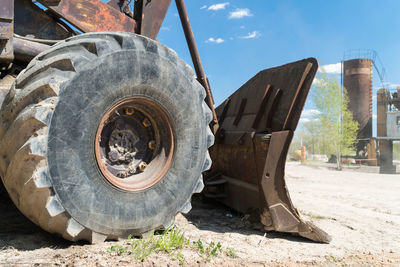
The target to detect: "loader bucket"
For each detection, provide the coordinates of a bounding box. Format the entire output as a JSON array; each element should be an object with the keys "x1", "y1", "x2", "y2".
[{"x1": 205, "y1": 58, "x2": 331, "y2": 243}]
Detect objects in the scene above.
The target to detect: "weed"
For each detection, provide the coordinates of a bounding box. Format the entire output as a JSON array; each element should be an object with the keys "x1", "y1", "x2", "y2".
[
  {"x1": 129, "y1": 238, "x2": 155, "y2": 261},
  {"x1": 193, "y1": 239, "x2": 205, "y2": 254},
  {"x1": 326, "y1": 255, "x2": 342, "y2": 263},
  {"x1": 107, "y1": 244, "x2": 127, "y2": 255},
  {"x1": 108, "y1": 227, "x2": 228, "y2": 263},
  {"x1": 172, "y1": 252, "x2": 185, "y2": 265},
  {"x1": 107, "y1": 227, "x2": 187, "y2": 261},
  {"x1": 192, "y1": 239, "x2": 222, "y2": 261},
  {"x1": 155, "y1": 228, "x2": 187, "y2": 253},
  {"x1": 226, "y1": 247, "x2": 238, "y2": 258},
  {"x1": 208, "y1": 242, "x2": 222, "y2": 257}
]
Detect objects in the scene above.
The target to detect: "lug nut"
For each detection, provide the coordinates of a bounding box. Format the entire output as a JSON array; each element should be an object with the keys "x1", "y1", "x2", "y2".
[
  {"x1": 148, "y1": 140, "x2": 156, "y2": 150},
  {"x1": 108, "y1": 150, "x2": 119, "y2": 162},
  {"x1": 138, "y1": 162, "x2": 147, "y2": 172},
  {"x1": 124, "y1": 107, "x2": 134, "y2": 115},
  {"x1": 142, "y1": 118, "x2": 151, "y2": 127}
]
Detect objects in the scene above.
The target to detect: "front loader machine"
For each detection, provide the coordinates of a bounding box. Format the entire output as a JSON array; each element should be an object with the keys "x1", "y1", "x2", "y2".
[{"x1": 0, "y1": 0, "x2": 330, "y2": 243}]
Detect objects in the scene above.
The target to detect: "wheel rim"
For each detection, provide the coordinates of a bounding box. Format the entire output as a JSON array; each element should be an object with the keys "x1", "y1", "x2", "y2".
[{"x1": 95, "y1": 97, "x2": 175, "y2": 191}]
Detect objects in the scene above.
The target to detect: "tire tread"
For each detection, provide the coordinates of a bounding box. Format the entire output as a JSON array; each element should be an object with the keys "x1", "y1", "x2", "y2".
[{"x1": 0, "y1": 32, "x2": 215, "y2": 242}]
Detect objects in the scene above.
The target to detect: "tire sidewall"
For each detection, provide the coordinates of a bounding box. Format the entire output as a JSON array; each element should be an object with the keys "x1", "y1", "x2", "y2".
[{"x1": 48, "y1": 48, "x2": 207, "y2": 235}]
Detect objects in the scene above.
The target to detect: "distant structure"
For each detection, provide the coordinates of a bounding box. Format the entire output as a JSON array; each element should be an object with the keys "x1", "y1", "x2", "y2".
[
  {"x1": 376, "y1": 88, "x2": 400, "y2": 173},
  {"x1": 342, "y1": 49, "x2": 386, "y2": 156},
  {"x1": 343, "y1": 58, "x2": 373, "y2": 153},
  {"x1": 342, "y1": 49, "x2": 398, "y2": 173}
]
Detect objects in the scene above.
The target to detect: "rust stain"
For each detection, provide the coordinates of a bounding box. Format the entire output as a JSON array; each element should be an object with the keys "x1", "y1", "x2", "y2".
[{"x1": 46, "y1": 0, "x2": 137, "y2": 33}]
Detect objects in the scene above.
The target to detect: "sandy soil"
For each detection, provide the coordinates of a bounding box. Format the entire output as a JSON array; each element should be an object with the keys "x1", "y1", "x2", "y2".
[{"x1": 0, "y1": 162, "x2": 399, "y2": 266}]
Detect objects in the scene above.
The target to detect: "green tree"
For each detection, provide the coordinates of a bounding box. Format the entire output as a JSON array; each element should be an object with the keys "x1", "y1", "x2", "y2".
[
  {"x1": 302, "y1": 119, "x2": 319, "y2": 155},
  {"x1": 312, "y1": 72, "x2": 359, "y2": 169},
  {"x1": 300, "y1": 119, "x2": 332, "y2": 156}
]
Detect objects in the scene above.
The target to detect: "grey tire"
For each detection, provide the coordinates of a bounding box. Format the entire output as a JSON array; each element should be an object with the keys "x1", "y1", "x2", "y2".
[{"x1": 0, "y1": 32, "x2": 214, "y2": 242}]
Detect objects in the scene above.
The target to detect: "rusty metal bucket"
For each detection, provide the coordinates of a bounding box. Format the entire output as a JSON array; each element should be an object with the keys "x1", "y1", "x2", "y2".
[{"x1": 205, "y1": 58, "x2": 331, "y2": 243}]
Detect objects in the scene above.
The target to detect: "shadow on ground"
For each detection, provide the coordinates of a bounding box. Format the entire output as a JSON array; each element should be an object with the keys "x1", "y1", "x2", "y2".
[
  {"x1": 184, "y1": 194, "x2": 314, "y2": 243},
  {"x1": 0, "y1": 183, "x2": 71, "y2": 251},
  {"x1": 0, "y1": 182, "x2": 311, "y2": 251}
]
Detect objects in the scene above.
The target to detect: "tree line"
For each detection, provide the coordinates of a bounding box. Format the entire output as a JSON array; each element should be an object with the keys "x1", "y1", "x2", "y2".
[{"x1": 291, "y1": 72, "x2": 359, "y2": 168}]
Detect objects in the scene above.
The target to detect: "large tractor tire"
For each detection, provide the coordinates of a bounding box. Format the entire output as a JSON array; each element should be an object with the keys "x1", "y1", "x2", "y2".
[
  {"x1": 0, "y1": 74, "x2": 16, "y2": 198},
  {"x1": 0, "y1": 32, "x2": 214, "y2": 243}
]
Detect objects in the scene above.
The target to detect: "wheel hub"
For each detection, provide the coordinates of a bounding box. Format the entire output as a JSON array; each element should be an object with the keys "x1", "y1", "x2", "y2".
[{"x1": 95, "y1": 97, "x2": 174, "y2": 191}]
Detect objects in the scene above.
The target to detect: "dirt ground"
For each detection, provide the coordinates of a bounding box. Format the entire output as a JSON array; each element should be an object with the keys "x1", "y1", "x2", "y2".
[{"x1": 0, "y1": 162, "x2": 399, "y2": 266}]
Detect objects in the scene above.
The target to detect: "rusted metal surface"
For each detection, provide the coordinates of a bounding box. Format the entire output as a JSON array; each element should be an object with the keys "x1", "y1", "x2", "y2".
[
  {"x1": 343, "y1": 59, "x2": 373, "y2": 153},
  {"x1": 140, "y1": 0, "x2": 171, "y2": 39},
  {"x1": 15, "y1": 0, "x2": 73, "y2": 40},
  {"x1": 233, "y1": 98, "x2": 246, "y2": 126},
  {"x1": 252, "y1": 85, "x2": 272, "y2": 129},
  {"x1": 13, "y1": 37, "x2": 51, "y2": 62},
  {"x1": 95, "y1": 97, "x2": 174, "y2": 191},
  {"x1": 261, "y1": 131, "x2": 329, "y2": 241},
  {"x1": 207, "y1": 58, "x2": 331, "y2": 242},
  {"x1": 282, "y1": 62, "x2": 313, "y2": 130},
  {"x1": 105, "y1": 0, "x2": 120, "y2": 11},
  {"x1": 105, "y1": 0, "x2": 133, "y2": 18},
  {"x1": 175, "y1": 0, "x2": 218, "y2": 130},
  {"x1": 37, "y1": 0, "x2": 137, "y2": 33},
  {"x1": 265, "y1": 88, "x2": 282, "y2": 129},
  {"x1": 0, "y1": 0, "x2": 14, "y2": 67},
  {"x1": 377, "y1": 89, "x2": 388, "y2": 137},
  {"x1": 217, "y1": 98, "x2": 230, "y2": 128}
]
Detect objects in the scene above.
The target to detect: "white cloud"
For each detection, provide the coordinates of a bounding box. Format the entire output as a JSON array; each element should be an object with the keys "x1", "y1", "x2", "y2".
[
  {"x1": 160, "y1": 26, "x2": 170, "y2": 31},
  {"x1": 200, "y1": 5, "x2": 207, "y2": 9},
  {"x1": 372, "y1": 114, "x2": 377, "y2": 119},
  {"x1": 240, "y1": 25, "x2": 245, "y2": 29},
  {"x1": 302, "y1": 109, "x2": 321, "y2": 117},
  {"x1": 208, "y1": 2, "x2": 229, "y2": 11},
  {"x1": 229, "y1": 8, "x2": 253, "y2": 19},
  {"x1": 206, "y1": 37, "x2": 225, "y2": 44},
  {"x1": 300, "y1": 116, "x2": 320, "y2": 124},
  {"x1": 312, "y1": 77, "x2": 321, "y2": 86},
  {"x1": 386, "y1": 83, "x2": 400, "y2": 89},
  {"x1": 300, "y1": 109, "x2": 321, "y2": 124},
  {"x1": 300, "y1": 118, "x2": 311, "y2": 123},
  {"x1": 239, "y1": 31, "x2": 260, "y2": 39},
  {"x1": 318, "y1": 63, "x2": 341, "y2": 74},
  {"x1": 374, "y1": 82, "x2": 400, "y2": 90}
]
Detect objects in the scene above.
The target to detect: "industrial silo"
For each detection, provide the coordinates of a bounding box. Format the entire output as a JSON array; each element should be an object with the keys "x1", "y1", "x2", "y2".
[{"x1": 343, "y1": 58, "x2": 373, "y2": 153}]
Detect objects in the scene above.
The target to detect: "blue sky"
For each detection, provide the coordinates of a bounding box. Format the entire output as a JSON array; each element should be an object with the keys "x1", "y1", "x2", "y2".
[
  {"x1": 157, "y1": 1, "x2": 400, "y2": 136},
  {"x1": 37, "y1": 0, "x2": 399, "y2": 136}
]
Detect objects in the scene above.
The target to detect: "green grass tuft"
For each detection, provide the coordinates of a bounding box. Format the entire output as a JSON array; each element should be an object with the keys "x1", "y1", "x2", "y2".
[
  {"x1": 107, "y1": 227, "x2": 237, "y2": 263},
  {"x1": 226, "y1": 247, "x2": 238, "y2": 258}
]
